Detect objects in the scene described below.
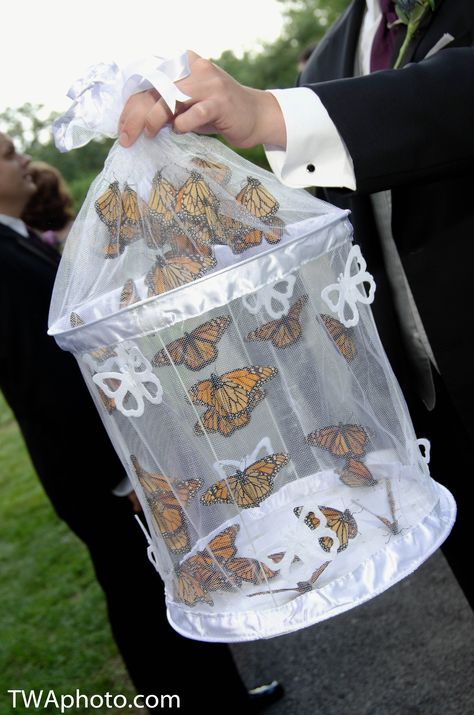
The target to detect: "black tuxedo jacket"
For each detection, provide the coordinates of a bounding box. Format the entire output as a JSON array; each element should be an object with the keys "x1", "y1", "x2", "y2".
[
  {"x1": 0, "y1": 223, "x2": 125, "y2": 520},
  {"x1": 299, "y1": 0, "x2": 474, "y2": 440}
]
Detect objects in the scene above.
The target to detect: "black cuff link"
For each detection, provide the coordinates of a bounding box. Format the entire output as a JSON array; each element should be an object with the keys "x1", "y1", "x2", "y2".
[{"x1": 306, "y1": 163, "x2": 316, "y2": 173}]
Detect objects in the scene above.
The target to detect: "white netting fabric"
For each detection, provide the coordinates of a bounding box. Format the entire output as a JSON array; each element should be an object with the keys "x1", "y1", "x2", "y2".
[{"x1": 48, "y1": 129, "x2": 455, "y2": 642}]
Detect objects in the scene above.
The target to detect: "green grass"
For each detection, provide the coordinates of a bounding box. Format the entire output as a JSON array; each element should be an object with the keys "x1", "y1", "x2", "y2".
[{"x1": 0, "y1": 391, "x2": 142, "y2": 714}]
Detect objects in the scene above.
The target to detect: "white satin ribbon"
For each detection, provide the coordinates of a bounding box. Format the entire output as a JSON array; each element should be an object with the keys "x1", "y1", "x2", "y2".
[{"x1": 53, "y1": 53, "x2": 191, "y2": 152}]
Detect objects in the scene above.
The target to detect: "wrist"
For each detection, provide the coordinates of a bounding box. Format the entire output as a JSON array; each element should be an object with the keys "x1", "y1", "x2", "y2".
[{"x1": 254, "y1": 89, "x2": 287, "y2": 149}]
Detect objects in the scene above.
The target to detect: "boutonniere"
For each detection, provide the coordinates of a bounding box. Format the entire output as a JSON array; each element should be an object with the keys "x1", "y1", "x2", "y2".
[{"x1": 392, "y1": 0, "x2": 438, "y2": 68}]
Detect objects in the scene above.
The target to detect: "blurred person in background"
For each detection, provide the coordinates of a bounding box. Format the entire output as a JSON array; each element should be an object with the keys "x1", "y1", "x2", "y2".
[{"x1": 21, "y1": 160, "x2": 74, "y2": 252}]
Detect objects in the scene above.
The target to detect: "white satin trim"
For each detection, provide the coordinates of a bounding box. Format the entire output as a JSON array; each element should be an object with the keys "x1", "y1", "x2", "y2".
[
  {"x1": 48, "y1": 211, "x2": 351, "y2": 352},
  {"x1": 166, "y1": 482, "x2": 455, "y2": 642},
  {"x1": 53, "y1": 53, "x2": 191, "y2": 152}
]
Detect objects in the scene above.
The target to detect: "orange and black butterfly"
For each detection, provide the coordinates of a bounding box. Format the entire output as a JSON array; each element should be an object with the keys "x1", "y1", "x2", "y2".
[
  {"x1": 148, "y1": 170, "x2": 177, "y2": 226},
  {"x1": 306, "y1": 423, "x2": 370, "y2": 458},
  {"x1": 145, "y1": 250, "x2": 216, "y2": 296},
  {"x1": 200, "y1": 453, "x2": 289, "y2": 509},
  {"x1": 167, "y1": 224, "x2": 213, "y2": 256},
  {"x1": 231, "y1": 215, "x2": 285, "y2": 254},
  {"x1": 339, "y1": 457, "x2": 377, "y2": 488},
  {"x1": 189, "y1": 366, "x2": 277, "y2": 419},
  {"x1": 236, "y1": 177, "x2": 279, "y2": 220},
  {"x1": 246, "y1": 295, "x2": 308, "y2": 349},
  {"x1": 152, "y1": 315, "x2": 231, "y2": 372},
  {"x1": 294, "y1": 505, "x2": 358, "y2": 552},
  {"x1": 119, "y1": 279, "x2": 140, "y2": 309},
  {"x1": 95, "y1": 181, "x2": 144, "y2": 258},
  {"x1": 205, "y1": 524, "x2": 240, "y2": 562},
  {"x1": 174, "y1": 565, "x2": 214, "y2": 606},
  {"x1": 320, "y1": 314, "x2": 357, "y2": 363},
  {"x1": 131, "y1": 455, "x2": 202, "y2": 554},
  {"x1": 180, "y1": 553, "x2": 232, "y2": 592},
  {"x1": 176, "y1": 171, "x2": 219, "y2": 219},
  {"x1": 194, "y1": 388, "x2": 265, "y2": 437},
  {"x1": 224, "y1": 557, "x2": 278, "y2": 585},
  {"x1": 191, "y1": 157, "x2": 232, "y2": 185}
]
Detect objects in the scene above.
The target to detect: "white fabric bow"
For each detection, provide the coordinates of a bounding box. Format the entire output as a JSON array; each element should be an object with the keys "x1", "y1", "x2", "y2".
[{"x1": 53, "y1": 53, "x2": 191, "y2": 152}]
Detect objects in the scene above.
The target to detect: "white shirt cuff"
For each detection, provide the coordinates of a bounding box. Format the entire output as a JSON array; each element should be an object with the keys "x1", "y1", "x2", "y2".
[{"x1": 263, "y1": 87, "x2": 356, "y2": 190}]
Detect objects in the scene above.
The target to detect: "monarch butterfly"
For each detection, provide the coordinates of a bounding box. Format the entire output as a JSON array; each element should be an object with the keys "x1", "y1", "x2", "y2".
[
  {"x1": 180, "y1": 552, "x2": 232, "y2": 592},
  {"x1": 119, "y1": 279, "x2": 140, "y2": 309},
  {"x1": 200, "y1": 453, "x2": 289, "y2": 509},
  {"x1": 246, "y1": 295, "x2": 308, "y2": 349},
  {"x1": 148, "y1": 170, "x2": 177, "y2": 226},
  {"x1": 152, "y1": 315, "x2": 231, "y2": 371},
  {"x1": 189, "y1": 365, "x2": 277, "y2": 418},
  {"x1": 236, "y1": 177, "x2": 279, "y2": 220},
  {"x1": 294, "y1": 505, "x2": 358, "y2": 552},
  {"x1": 339, "y1": 457, "x2": 377, "y2": 488},
  {"x1": 145, "y1": 250, "x2": 217, "y2": 296},
  {"x1": 167, "y1": 224, "x2": 213, "y2": 256},
  {"x1": 174, "y1": 565, "x2": 214, "y2": 606},
  {"x1": 95, "y1": 182, "x2": 143, "y2": 258},
  {"x1": 224, "y1": 557, "x2": 278, "y2": 585},
  {"x1": 306, "y1": 423, "x2": 370, "y2": 458},
  {"x1": 193, "y1": 388, "x2": 266, "y2": 437},
  {"x1": 191, "y1": 157, "x2": 232, "y2": 185},
  {"x1": 248, "y1": 561, "x2": 330, "y2": 597},
  {"x1": 176, "y1": 171, "x2": 219, "y2": 218},
  {"x1": 320, "y1": 314, "x2": 357, "y2": 363},
  {"x1": 205, "y1": 524, "x2": 240, "y2": 562},
  {"x1": 131, "y1": 455, "x2": 202, "y2": 554}
]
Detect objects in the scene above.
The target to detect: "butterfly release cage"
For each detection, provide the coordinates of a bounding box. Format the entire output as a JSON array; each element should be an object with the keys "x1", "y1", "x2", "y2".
[{"x1": 48, "y1": 128, "x2": 455, "y2": 642}]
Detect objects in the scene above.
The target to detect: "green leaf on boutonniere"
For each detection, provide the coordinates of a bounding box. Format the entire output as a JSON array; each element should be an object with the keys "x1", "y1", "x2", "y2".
[{"x1": 393, "y1": 0, "x2": 438, "y2": 69}]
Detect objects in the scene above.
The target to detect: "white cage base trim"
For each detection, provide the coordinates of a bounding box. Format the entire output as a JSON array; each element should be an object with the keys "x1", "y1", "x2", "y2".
[{"x1": 166, "y1": 480, "x2": 455, "y2": 642}]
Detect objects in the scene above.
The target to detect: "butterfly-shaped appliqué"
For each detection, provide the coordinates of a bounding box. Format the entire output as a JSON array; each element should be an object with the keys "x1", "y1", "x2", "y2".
[
  {"x1": 92, "y1": 345, "x2": 163, "y2": 417},
  {"x1": 321, "y1": 244, "x2": 376, "y2": 328}
]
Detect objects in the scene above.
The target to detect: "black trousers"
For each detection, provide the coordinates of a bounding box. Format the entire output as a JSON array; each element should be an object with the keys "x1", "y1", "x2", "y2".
[
  {"x1": 83, "y1": 495, "x2": 250, "y2": 712},
  {"x1": 403, "y1": 369, "x2": 473, "y2": 609}
]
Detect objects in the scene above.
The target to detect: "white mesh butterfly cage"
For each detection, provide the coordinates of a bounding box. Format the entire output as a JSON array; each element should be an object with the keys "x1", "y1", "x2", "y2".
[{"x1": 48, "y1": 64, "x2": 455, "y2": 643}]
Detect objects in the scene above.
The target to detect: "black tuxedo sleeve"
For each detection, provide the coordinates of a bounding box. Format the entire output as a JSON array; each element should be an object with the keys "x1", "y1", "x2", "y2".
[{"x1": 302, "y1": 47, "x2": 474, "y2": 194}]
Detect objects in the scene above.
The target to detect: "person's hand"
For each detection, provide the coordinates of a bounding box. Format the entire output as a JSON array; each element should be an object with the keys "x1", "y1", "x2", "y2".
[{"x1": 118, "y1": 50, "x2": 286, "y2": 150}]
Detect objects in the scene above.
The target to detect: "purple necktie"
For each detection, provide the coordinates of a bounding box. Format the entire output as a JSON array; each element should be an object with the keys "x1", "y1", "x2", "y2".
[{"x1": 370, "y1": 0, "x2": 402, "y2": 71}]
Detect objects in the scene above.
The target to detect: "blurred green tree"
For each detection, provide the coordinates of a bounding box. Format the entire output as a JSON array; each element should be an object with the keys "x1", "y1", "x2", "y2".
[{"x1": 0, "y1": 0, "x2": 350, "y2": 203}]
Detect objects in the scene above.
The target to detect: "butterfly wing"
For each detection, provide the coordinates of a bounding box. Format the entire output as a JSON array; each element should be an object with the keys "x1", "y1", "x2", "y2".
[
  {"x1": 319, "y1": 506, "x2": 358, "y2": 552},
  {"x1": 176, "y1": 171, "x2": 219, "y2": 218},
  {"x1": 120, "y1": 279, "x2": 140, "y2": 309},
  {"x1": 146, "y1": 252, "x2": 216, "y2": 296},
  {"x1": 174, "y1": 567, "x2": 214, "y2": 606},
  {"x1": 236, "y1": 177, "x2": 279, "y2": 220},
  {"x1": 148, "y1": 171, "x2": 177, "y2": 225},
  {"x1": 232, "y1": 453, "x2": 289, "y2": 508},
  {"x1": 225, "y1": 557, "x2": 278, "y2": 584},
  {"x1": 320, "y1": 314, "x2": 357, "y2": 362},
  {"x1": 95, "y1": 181, "x2": 121, "y2": 228},
  {"x1": 306, "y1": 423, "x2": 368, "y2": 457},
  {"x1": 339, "y1": 458, "x2": 377, "y2": 487},
  {"x1": 191, "y1": 157, "x2": 232, "y2": 185},
  {"x1": 206, "y1": 525, "x2": 240, "y2": 562}
]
